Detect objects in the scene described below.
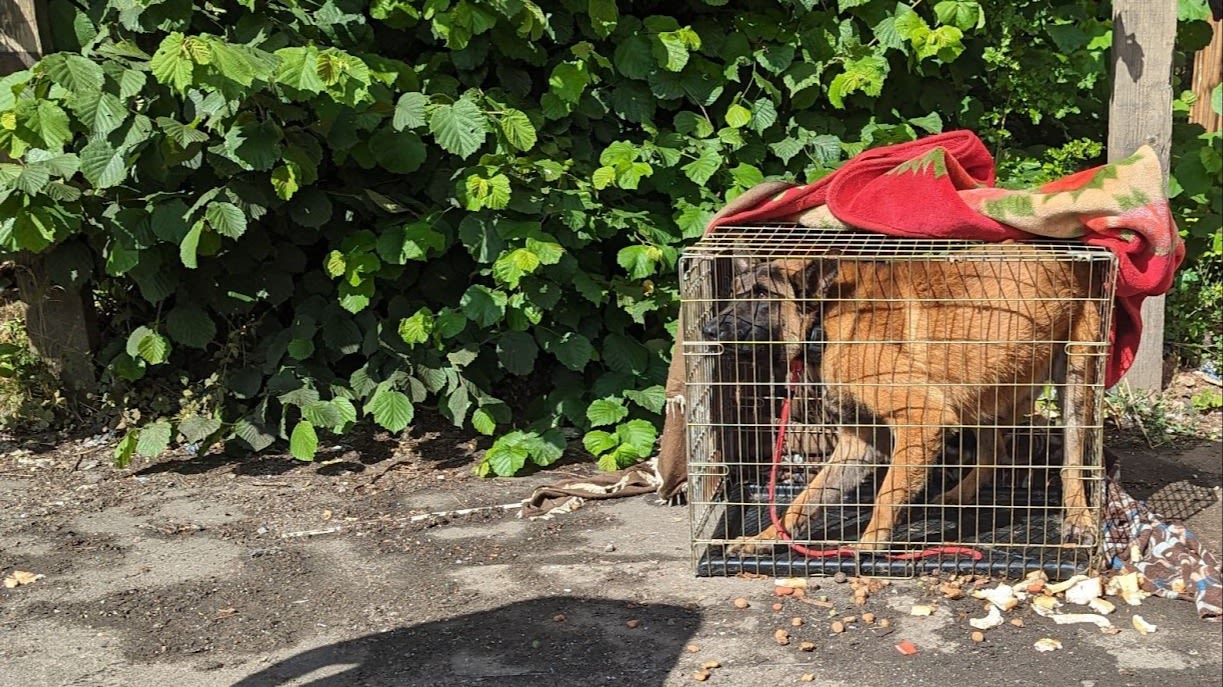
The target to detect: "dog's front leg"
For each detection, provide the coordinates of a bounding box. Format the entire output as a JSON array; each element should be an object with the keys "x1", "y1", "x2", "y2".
[
  {"x1": 728, "y1": 425, "x2": 881, "y2": 556},
  {"x1": 855, "y1": 423, "x2": 945, "y2": 550}
]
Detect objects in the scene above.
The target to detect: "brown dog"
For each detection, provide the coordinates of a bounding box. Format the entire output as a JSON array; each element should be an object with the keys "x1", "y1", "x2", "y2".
[{"x1": 712, "y1": 243, "x2": 1104, "y2": 553}]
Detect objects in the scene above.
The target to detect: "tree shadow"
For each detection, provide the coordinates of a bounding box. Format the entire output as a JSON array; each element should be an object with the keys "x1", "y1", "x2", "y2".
[
  {"x1": 130, "y1": 425, "x2": 400, "y2": 478},
  {"x1": 230, "y1": 596, "x2": 702, "y2": 687}
]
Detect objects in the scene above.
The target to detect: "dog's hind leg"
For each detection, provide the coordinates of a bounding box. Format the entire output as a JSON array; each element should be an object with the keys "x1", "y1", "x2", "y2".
[
  {"x1": 1060, "y1": 306, "x2": 1103, "y2": 545},
  {"x1": 930, "y1": 427, "x2": 1004, "y2": 507}
]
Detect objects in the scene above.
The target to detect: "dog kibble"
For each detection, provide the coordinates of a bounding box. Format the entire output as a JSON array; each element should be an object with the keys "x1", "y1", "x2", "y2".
[
  {"x1": 776, "y1": 586, "x2": 795, "y2": 596},
  {"x1": 971, "y1": 631, "x2": 985, "y2": 643},
  {"x1": 626, "y1": 619, "x2": 640, "y2": 629},
  {"x1": 1011, "y1": 618, "x2": 1025, "y2": 628},
  {"x1": 552, "y1": 614, "x2": 566, "y2": 623},
  {"x1": 941, "y1": 583, "x2": 966, "y2": 600},
  {"x1": 831, "y1": 621, "x2": 845, "y2": 634},
  {"x1": 833, "y1": 572, "x2": 848, "y2": 584},
  {"x1": 773, "y1": 629, "x2": 791, "y2": 645},
  {"x1": 733, "y1": 597, "x2": 750, "y2": 609},
  {"x1": 878, "y1": 618, "x2": 892, "y2": 628},
  {"x1": 693, "y1": 669, "x2": 710, "y2": 682},
  {"x1": 862, "y1": 613, "x2": 876, "y2": 624},
  {"x1": 772, "y1": 603, "x2": 784, "y2": 612},
  {"x1": 686, "y1": 644, "x2": 701, "y2": 653},
  {"x1": 800, "y1": 641, "x2": 816, "y2": 652},
  {"x1": 842, "y1": 616, "x2": 857, "y2": 624},
  {"x1": 800, "y1": 674, "x2": 815, "y2": 682},
  {"x1": 790, "y1": 616, "x2": 804, "y2": 627},
  {"x1": 701, "y1": 660, "x2": 721, "y2": 670}
]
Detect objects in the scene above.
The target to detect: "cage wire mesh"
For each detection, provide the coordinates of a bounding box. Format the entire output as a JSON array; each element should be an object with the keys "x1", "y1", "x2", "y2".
[{"x1": 682, "y1": 226, "x2": 1118, "y2": 580}]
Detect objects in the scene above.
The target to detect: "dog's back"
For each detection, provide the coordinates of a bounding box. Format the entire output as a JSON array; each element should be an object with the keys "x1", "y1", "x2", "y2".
[{"x1": 819, "y1": 243, "x2": 1099, "y2": 426}]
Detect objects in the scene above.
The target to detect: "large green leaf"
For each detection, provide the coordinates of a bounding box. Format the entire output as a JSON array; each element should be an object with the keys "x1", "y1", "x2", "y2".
[
  {"x1": 205, "y1": 202, "x2": 247, "y2": 238},
  {"x1": 365, "y1": 386, "x2": 414, "y2": 433},
  {"x1": 498, "y1": 108, "x2": 537, "y2": 151},
  {"x1": 41, "y1": 53, "x2": 104, "y2": 95},
  {"x1": 165, "y1": 303, "x2": 216, "y2": 349},
  {"x1": 484, "y1": 433, "x2": 529, "y2": 476},
  {"x1": 496, "y1": 330, "x2": 538, "y2": 376},
  {"x1": 587, "y1": 398, "x2": 628, "y2": 427},
  {"x1": 275, "y1": 46, "x2": 326, "y2": 94},
  {"x1": 79, "y1": 138, "x2": 127, "y2": 188},
  {"x1": 149, "y1": 32, "x2": 195, "y2": 92},
  {"x1": 289, "y1": 421, "x2": 319, "y2": 461},
  {"x1": 135, "y1": 420, "x2": 173, "y2": 458},
  {"x1": 370, "y1": 127, "x2": 426, "y2": 173},
  {"x1": 460, "y1": 285, "x2": 506, "y2": 327},
  {"x1": 428, "y1": 97, "x2": 487, "y2": 158},
  {"x1": 126, "y1": 326, "x2": 169, "y2": 365},
  {"x1": 21, "y1": 101, "x2": 72, "y2": 151},
  {"x1": 179, "y1": 415, "x2": 223, "y2": 444},
  {"x1": 393, "y1": 92, "x2": 429, "y2": 130}
]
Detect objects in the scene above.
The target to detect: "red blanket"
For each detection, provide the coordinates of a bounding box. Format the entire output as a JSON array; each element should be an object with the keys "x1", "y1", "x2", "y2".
[{"x1": 708, "y1": 130, "x2": 1184, "y2": 388}]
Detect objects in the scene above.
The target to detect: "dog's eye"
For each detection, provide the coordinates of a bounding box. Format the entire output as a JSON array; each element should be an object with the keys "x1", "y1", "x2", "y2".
[{"x1": 752, "y1": 286, "x2": 771, "y2": 297}]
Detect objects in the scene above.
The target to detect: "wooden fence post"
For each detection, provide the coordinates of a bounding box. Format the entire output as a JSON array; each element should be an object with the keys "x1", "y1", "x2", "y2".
[
  {"x1": 1, "y1": 0, "x2": 98, "y2": 395},
  {"x1": 1108, "y1": 1, "x2": 1177, "y2": 392},
  {"x1": 1190, "y1": 12, "x2": 1222, "y2": 133}
]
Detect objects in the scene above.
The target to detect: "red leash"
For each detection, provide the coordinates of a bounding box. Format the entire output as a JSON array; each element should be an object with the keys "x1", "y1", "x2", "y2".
[{"x1": 766, "y1": 358, "x2": 983, "y2": 562}]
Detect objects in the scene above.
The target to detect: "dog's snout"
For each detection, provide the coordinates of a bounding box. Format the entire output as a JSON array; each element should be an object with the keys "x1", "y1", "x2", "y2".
[{"x1": 701, "y1": 317, "x2": 722, "y2": 341}]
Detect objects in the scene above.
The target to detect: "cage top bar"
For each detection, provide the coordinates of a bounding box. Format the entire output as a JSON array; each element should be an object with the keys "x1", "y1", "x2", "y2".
[{"x1": 686, "y1": 225, "x2": 1117, "y2": 261}]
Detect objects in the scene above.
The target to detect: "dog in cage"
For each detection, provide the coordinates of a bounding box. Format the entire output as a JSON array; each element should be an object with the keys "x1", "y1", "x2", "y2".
[{"x1": 706, "y1": 243, "x2": 1104, "y2": 554}]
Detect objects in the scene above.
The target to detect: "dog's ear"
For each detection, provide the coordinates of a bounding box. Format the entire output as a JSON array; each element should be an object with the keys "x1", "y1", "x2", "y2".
[
  {"x1": 731, "y1": 256, "x2": 752, "y2": 275},
  {"x1": 802, "y1": 257, "x2": 840, "y2": 300}
]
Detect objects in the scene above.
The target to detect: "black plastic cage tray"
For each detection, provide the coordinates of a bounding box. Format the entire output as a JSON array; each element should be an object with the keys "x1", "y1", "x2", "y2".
[{"x1": 695, "y1": 463, "x2": 1094, "y2": 580}]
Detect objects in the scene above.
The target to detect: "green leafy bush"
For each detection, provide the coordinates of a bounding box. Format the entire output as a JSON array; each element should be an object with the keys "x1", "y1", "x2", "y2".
[{"x1": 0, "y1": 0, "x2": 1218, "y2": 474}]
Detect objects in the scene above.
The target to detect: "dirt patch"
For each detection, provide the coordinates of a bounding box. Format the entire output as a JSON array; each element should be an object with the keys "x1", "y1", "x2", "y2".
[{"x1": 1, "y1": 410, "x2": 629, "y2": 677}]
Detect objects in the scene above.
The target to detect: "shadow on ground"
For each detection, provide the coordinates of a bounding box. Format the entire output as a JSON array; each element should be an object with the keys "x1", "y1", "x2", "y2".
[{"x1": 230, "y1": 597, "x2": 702, "y2": 687}]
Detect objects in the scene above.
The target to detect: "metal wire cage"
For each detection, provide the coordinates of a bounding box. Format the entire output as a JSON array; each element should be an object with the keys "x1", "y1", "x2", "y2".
[{"x1": 682, "y1": 226, "x2": 1118, "y2": 580}]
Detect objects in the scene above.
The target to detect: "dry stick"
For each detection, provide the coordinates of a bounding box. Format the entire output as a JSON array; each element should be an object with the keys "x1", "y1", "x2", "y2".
[{"x1": 407, "y1": 503, "x2": 522, "y2": 523}]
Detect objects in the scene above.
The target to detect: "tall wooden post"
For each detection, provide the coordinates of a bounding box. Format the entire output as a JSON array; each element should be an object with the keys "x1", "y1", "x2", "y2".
[
  {"x1": 1, "y1": 0, "x2": 98, "y2": 395},
  {"x1": 0, "y1": 0, "x2": 45, "y2": 72},
  {"x1": 1189, "y1": 13, "x2": 1222, "y2": 133},
  {"x1": 1108, "y1": 1, "x2": 1177, "y2": 392}
]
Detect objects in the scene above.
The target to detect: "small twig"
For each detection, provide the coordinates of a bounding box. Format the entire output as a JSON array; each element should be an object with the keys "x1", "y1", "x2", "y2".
[
  {"x1": 367, "y1": 457, "x2": 411, "y2": 484},
  {"x1": 410, "y1": 501, "x2": 520, "y2": 520},
  {"x1": 281, "y1": 526, "x2": 342, "y2": 538},
  {"x1": 249, "y1": 482, "x2": 294, "y2": 488}
]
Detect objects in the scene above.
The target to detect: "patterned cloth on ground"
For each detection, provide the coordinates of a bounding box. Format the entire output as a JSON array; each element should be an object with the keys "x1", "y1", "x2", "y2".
[{"x1": 1102, "y1": 460, "x2": 1222, "y2": 621}]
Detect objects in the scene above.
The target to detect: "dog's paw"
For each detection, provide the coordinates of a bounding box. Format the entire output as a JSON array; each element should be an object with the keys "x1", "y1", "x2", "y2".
[
  {"x1": 847, "y1": 529, "x2": 891, "y2": 552},
  {"x1": 725, "y1": 536, "x2": 779, "y2": 557},
  {"x1": 665, "y1": 394, "x2": 686, "y2": 416},
  {"x1": 1061, "y1": 509, "x2": 1099, "y2": 547}
]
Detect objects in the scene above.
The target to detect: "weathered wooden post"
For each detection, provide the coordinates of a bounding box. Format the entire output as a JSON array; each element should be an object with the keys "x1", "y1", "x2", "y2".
[
  {"x1": 1190, "y1": 10, "x2": 1222, "y2": 133},
  {"x1": 1108, "y1": 1, "x2": 1177, "y2": 392},
  {"x1": 1, "y1": 0, "x2": 98, "y2": 395}
]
